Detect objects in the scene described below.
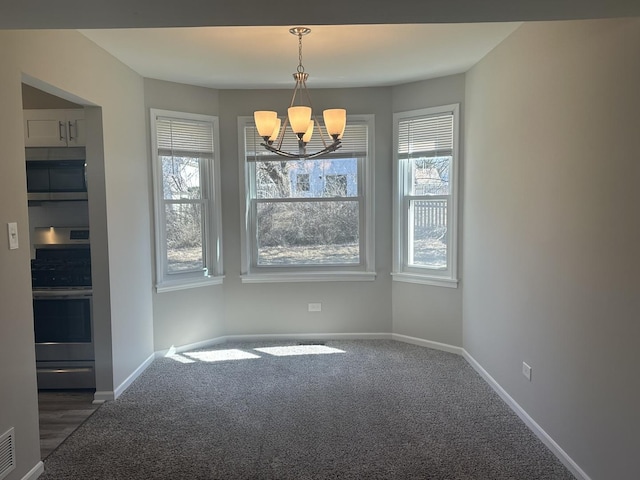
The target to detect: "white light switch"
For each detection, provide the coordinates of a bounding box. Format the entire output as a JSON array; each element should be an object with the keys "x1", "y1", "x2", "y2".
[{"x1": 8, "y1": 222, "x2": 19, "y2": 250}]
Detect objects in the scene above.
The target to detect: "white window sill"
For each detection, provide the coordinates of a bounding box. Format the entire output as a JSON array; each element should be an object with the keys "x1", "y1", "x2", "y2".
[
  {"x1": 391, "y1": 272, "x2": 458, "y2": 288},
  {"x1": 241, "y1": 271, "x2": 377, "y2": 284},
  {"x1": 156, "y1": 275, "x2": 224, "y2": 293}
]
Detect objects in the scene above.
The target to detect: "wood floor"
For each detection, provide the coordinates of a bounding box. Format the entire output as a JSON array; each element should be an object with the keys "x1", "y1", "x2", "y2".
[{"x1": 38, "y1": 390, "x2": 99, "y2": 459}]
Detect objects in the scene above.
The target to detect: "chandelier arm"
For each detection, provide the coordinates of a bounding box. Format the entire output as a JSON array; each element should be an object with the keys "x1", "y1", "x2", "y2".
[
  {"x1": 261, "y1": 143, "x2": 306, "y2": 159},
  {"x1": 311, "y1": 113, "x2": 328, "y2": 148},
  {"x1": 300, "y1": 77, "x2": 331, "y2": 148},
  {"x1": 261, "y1": 140, "x2": 342, "y2": 160},
  {"x1": 288, "y1": 76, "x2": 303, "y2": 108},
  {"x1": 274, "y1": 115, "x2": 290, "y2": 150},
  {"x1": 305, "y1": 142, "x2": 342, "y2": 159}
]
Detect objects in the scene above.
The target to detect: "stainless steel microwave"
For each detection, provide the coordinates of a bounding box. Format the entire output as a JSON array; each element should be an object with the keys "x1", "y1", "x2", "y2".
[{"x1": 26, "y1": 147, "x2": 87, "y2": 201}]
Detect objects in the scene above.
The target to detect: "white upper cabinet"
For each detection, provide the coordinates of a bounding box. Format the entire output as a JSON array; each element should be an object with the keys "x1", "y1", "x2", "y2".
[{"x1": 23, "y1": 109, "x2": 85, "y2": 147}]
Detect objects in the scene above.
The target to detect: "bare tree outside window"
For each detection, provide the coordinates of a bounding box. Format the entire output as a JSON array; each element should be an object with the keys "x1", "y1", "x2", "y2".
[{"x1": 161, "y1": 155, "x2": 205, "y2": 272}]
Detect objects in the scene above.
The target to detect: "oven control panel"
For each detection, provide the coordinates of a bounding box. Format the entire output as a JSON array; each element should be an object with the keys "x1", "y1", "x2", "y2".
[{"x1": 33, "y1": 227, "x2": 90, "y2": 246}]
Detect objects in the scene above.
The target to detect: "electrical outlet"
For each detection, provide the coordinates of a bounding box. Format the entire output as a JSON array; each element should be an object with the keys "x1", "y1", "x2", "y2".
[
  {"x1": 308, "y1": 303, "x2": 322, "y2": 312},
  {"x1": 522, "y1": 362, "x2": 532, "y2": 381}
]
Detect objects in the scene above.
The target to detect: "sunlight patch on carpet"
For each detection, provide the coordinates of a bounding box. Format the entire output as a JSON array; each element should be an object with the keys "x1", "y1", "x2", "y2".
[
  {"x1": 166, "y1": 353, "x2": 197, "y2": 364},
  {"x1": 184, "y1": 349, "x2": 261, "y2": 362},
  {"x1": 255, "y1": 345, "x2": 345, "y2": 356}
]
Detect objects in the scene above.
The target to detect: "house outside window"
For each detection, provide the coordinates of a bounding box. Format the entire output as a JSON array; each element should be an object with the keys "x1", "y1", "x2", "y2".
[
  {"x1": 295, "y1": 173, "x2": 310, "y2": 193},
  {"x1": 324, "y1": 174, "x2": 348, "y2": 197},
  {"x1": 150, "y1": 109, "x2": 223, "y2": 292},
  {"x1": 393, "y1": 104, "x2": 459, "y2": 287},
  {"x1": 239, "y1": 115, "x2": 376, "y2": 283}
]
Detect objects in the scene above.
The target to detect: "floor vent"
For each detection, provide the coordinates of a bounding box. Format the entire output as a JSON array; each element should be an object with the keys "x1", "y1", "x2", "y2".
[{"x1": 0, "y1": 428, "x2": 15, "y2": 480}]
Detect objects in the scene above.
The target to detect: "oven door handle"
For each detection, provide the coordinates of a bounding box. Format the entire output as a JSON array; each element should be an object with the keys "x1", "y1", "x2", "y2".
[
  {"x1": 37, "y1": 367, "x2": 94, "y2": 374},
  {"x1": 32, "y1": 293, "x2": 93, "y2": 300}
]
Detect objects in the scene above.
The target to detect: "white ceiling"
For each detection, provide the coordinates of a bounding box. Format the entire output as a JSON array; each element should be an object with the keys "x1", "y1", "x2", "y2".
[
  {"x1": 6, "y1": 0, "x2": 638, "y2": 91},
  {"x1": 80, "y1": 24, "x2": 521, "y2": 89}
]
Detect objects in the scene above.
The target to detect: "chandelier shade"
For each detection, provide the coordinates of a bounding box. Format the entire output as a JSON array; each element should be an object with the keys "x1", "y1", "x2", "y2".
[
  {"x1": 323, "y1": 109, "x2": 347, "y2": 138},
  {"x1": 254, "y1": 111, "x2": 279, "y2": 138},
  {"x1": 288, "y1": 106, "x2": 312, "y2": 136},
  {"x1": 253, "y1": 27, "x2": 346, "y2": 159}
]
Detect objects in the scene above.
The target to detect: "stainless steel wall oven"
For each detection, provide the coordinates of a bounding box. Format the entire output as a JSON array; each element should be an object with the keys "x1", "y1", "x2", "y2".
[{"x1": 31, "y1": 227, "x2": 95, "y2": 389}]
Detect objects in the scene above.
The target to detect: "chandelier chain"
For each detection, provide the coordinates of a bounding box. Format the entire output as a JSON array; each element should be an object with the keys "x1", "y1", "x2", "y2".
[{"x1": 297, "y1": 32, "x2": 305, "y2": 74}]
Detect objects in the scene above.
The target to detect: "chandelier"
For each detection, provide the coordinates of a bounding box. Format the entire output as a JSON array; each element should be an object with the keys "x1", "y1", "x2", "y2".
[{"x1": 254, "y1": 27, "x2": 346, "y2": 160}]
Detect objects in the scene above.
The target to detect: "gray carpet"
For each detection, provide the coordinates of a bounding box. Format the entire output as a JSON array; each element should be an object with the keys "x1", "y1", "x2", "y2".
[{"x1": 41, "y1": 340, "x2": 575, "y2": 479}]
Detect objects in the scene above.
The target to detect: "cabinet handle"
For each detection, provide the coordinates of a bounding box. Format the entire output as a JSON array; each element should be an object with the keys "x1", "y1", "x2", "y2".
[
  {"x1": 59, "y1": 121, "x2": 66, "y2": 141},
  {"x1": 68, "y1": 121, "x2": 74, "y2": 141}
]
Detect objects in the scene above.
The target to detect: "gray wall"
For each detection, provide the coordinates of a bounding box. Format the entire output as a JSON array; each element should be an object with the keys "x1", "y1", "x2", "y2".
[
  {"x1": 391, "y1": 74, "x2": 465, "y2": 346},
  {"x1": 464, "y1": 19, "x2": 640, "y2": 479},
  {"x1": 144, "y1": 79, "x2": 226, "y2": 351},
  {"x1": 0, "y1": 34, "x2": 41, "y2": 477},
  {"x1": 0, "y1": 30, "x2": 154, "y2": 479}
]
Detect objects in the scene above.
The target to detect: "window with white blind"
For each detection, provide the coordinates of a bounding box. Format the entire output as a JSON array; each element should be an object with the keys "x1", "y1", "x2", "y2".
[
  {"x1": 393, "y1": 104, "x2": 459, "y2": 287},
  {"x1": 150, "y1": 109, "x2": 223, "y2": 291},
  {"x1": 238, "y1": 114, "x2": 376, "y2": 283}
]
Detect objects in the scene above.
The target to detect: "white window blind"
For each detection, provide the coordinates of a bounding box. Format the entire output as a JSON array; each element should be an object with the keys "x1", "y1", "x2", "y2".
[
  {"x1": 156, "y1": 117, "x2": 214, "y2": 158},
  {"x1": 397, "y1": 113, "x2": 453, "y2": 159},
  {"x1": 245, "y1": 122, "x2": 368, "y2": 161}
]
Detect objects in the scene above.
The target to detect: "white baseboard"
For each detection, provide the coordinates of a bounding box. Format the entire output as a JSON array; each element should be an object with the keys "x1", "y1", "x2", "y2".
[
  {"x1": 392, "y1": 333, "x2": 463, "y2": 355},
  {"x1": 112, "y1": 352, "x2": 155, "y2": 400},
  {"x1": 462, "y1": 350, "x2": 590, "y2": 480},
  {"x1": 21, "y1": 461, "x2": 43, "y2": 480},
  {"x1": 225, "y1": 332, "x2": 392, "y2": 343},
  {"x1": 94, "y1": 353, "x2": 156, "y2": 403},
  {"x1": 156, "y1": 332, "x2": 393, "y2": 357}
]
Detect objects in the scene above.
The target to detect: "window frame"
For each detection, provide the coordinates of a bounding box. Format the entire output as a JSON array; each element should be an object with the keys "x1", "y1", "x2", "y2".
[
  {"x1": 150, "y1": 109, "x2": 224, "y2": 292},
  {"x1": 238, "y1": 114, "x2": 376, "y2": 283},
  {"x1": 392, "y1": 104, "x2": 460, "y2": 288}
]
